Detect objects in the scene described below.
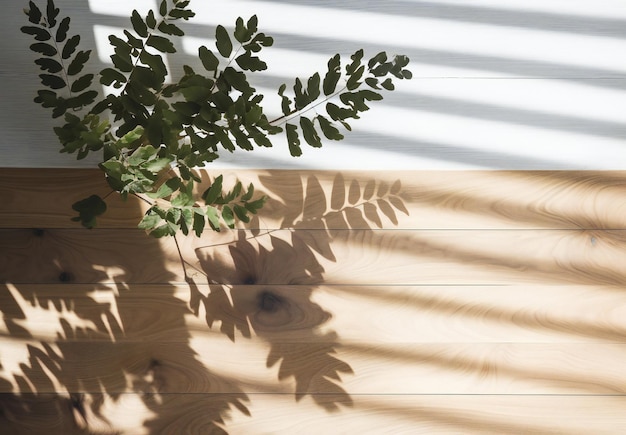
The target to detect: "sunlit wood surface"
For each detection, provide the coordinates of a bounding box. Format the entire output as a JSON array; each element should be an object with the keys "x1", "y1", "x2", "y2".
[{"x1": 1, "y1": 168, "x2": 626, "y2": 434}]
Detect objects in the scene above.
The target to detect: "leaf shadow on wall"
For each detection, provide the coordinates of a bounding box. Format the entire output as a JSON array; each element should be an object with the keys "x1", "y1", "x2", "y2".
[{"x1": 189, "y1": 171, "x2": 408, "y2": 412}]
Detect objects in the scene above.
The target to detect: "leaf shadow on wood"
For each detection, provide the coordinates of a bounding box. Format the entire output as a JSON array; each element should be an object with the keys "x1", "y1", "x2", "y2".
[
  {"x1": 0, "y1": 229, "x2": 249, "y2": 434},
  {"x1": 190, "y1": 171, "x2": 408, "y2": 412}
]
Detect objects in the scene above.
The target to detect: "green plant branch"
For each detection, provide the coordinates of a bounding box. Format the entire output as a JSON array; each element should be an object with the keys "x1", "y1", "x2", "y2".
[
  {"x1": 43, "y1": 17, "x2": 73, "y2": 99},
  {"x1": 269, "y1": 83, "x2": 349, "y2": 127}
]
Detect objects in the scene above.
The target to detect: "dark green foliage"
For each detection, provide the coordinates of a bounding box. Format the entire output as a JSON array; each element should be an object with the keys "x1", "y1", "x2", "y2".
[{"x1": 22, "y1": 0, "x2": 411, "y2": 237}]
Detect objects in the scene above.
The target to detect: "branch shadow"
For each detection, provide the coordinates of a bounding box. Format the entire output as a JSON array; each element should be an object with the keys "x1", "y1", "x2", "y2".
[
  {"x1": 0, "y1": 229, "x2": 249, "y2": 433},
  {"x1": 190, "y1": 171, "x2": 409, "y2": 412}
]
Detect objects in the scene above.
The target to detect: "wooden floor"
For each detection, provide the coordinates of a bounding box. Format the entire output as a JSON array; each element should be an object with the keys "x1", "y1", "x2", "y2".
[{"x1": 1, "y1": 168, "x2": 626, "y2": 434}]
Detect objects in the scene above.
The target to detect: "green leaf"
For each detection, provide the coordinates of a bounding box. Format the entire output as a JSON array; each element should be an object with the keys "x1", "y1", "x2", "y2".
[
  {"x1": 56, "y1": 16, "x2": 70, "y2": 42},
  {"x1": 159, "y1": 0, "x2": 167, "y2": 16},
  {"x1": 300, "y1": 117, "x2": 322, "y2": 148},
  {"x1": 134, "y1": 66, "x2": 161, "y2": 89},
  {"x1": 30, "y1": 42, "x2": 56, "y2": 56},
  {"x1": 21, "y1": 26, "x2": 50, "y2": 41},
  {"x1": 368, "y1": 51, "x2": 387, "y2": 69},
  {"x1": 244, "y1": 197, "x2": 265, "y2": 214},
  {"x1": 232, "y1": 127, "x2": 252, "y2": 151},
  {"x1": 365, "y1": 77, "x2": 379, "y2": 89},
  {"x1": 346, "y1": 65, "x2": 364, "y2": 90},
  {"x1": 127, "y1": 80, "x2": 157, "y2": 106},
  {"x1": 119, "y1": 126, "x2": 145, "y2": 145},
  {"x1": 147, "y1": 35, "x2": 176, "y2": 53},
  {"x1": 223, "y1": 67, "x2": 251, "y2": 93},
  {"x1": 168, "y1": 8, "x2": 195, "y2": 19},
  {"x1": 241, "y1": 183, "x2": 254, "y2": 201},
  {"x1": 247, "y1": 126, "x2": 273, "y2": 148},
  {"x1": 235, "y1": 52, "x2": 267, "y2": 72},
  {"x1": 173, "y1": 101, "x2": 200, "y2": 117},
  {"x1": 150, "y1": 223, "x2": 177, "y2": 238},
  {"x1": 111, "y1": 53, "x2": 133, "y2": 72},
  {"x1": 144, "y1": 157, "x2": 173, "y2": 173},
  {"x1": 286, "y1": 123, "x2": 301, "y2": 156},
  {"x1": 221, "y1": 205, "x2": 235, "y2": 228},
  {"x1": 26, "y1": 1, "x2": 42, "y2": 24},
  {"x1": 323, "y1": 54, "x2": 341, "y2": 96},
  {"x1": 100, "y1": 67, "x2": 127, "y2": 86},
  {"x1": 139, "y1": 51, "x2": 167, "y2": 81},
  {"x1": 346, "y1": 49, "x2": 364, "y2": 74},
  {"x1": 193, "y1": 210, "x2": 205, "y2": 236},
  {"x1": 109, "y1": 35, "x2": 131, "y2": 54},
  {"x1": 148, "y1": 177, "x2": 182, "y2": 199},
  {"x1": 359, "y1": 89, "x2": 383, "y2": 101},
  {"x1": 225, "y1": 182, "x2": 242, "y2": 202},
  {"x1": 71, "y1": 195, "x2": 107, "y2": 229},
  {"x1": 307, "y1": 72, "x2": 320, "y2": 101},
  {"x1": 234, "y1": 204, "x2": 250, "y2": 223},
  {"x1": 206, "y1": 206, "x2": 220, "y2": 230},
  {"x1": 180, "y1": 208, "x2": 193, "y2": 235},
  {"x1": 158, "y1": 21, "x2": 184, "y2": 36},
  {"x1": 247, "y1": 15, "x2": 258, "y2": 34},
  {"x1": 317, "y1": 115, "x2": 343, "y2": 140},
  {"x1": 46, "y1": 0, "x2": 59, "y2": 27},
  {"x1": 211, "y1": 91, "x2": 234, "y2": 112},
  {"x1": 278, "y1": 84, "x2": 292, "y2": 115},
  {"x1": 326, "y1": 102, "x2": 356, "y2": 121},
  {"x1": 293, "y1": 78, "x2": 311, "y2": 110},
  {"x1": 215, "y1": 25, "x2": 232, "y2": 57},
  {"x1": 199, "y1": 46, "x2": 219, "y2": 71},
  {"x1": 40, "y1": 74, "x2": 66, "y2": 89},
  {"x1": 131, "y1": 10, "x2": 148, "y2": 37},
  {"x1": 146, "y1": 10, "x2": 157, "y2": 29},
  {"x1": 67, "y1": 50, "x2": 91, "y2": 75},
  {"x1": 35, "y1": 58, "x2": 62, "y2": 73},
  {"x1": 166, "y1": 208, "x2": 182, "y2": 224},
  {"x1": 234, "y1": 17, "x2": 247, "y2": 43},
  {"x1": 70, "y1": 74, "x2": 93, "y2": 93},
  {"x1": 171, "y1": 187, "x2": 194, "y2": 207},
  {"x1": 34, "y1": 89, "x2": 57, "y2": 107},
  {"x1": 380, "y1": 78, "x2": 394, "y2": 90},
  {"x1": 202, "y1": 175, "x2": 223, "y2": 204},
  {"x1": 62, "y1": 35, "x2": 80, "y2": 59},
  {"x1": 124, "y1": 30, "x2": 143, "y2": 49},
  {"x1": 138, "y1": 209, "x2": 162, "y2": 230}
]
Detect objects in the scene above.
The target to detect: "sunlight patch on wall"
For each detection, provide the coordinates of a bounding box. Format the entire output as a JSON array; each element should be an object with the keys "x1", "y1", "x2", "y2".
[
  {"x1": 188, "y1": 0, "x2": 626, "y2": 74},
  {"x1": 409, "y1": 0, "x2": 626, "y2": 20},
  {"x1": 88, "y1": 0, "x2": 157, "y2": 16}
]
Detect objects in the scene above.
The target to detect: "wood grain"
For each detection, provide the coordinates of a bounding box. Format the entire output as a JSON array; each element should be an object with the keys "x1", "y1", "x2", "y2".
[
  {"x1": 3, "y1": 168, "x2": 626, "y2": 433},
  {"x1": 2, "y1": 169, "x2": 626, "y2": 230},
  {"x1": 1, "y1": 228, "x2": 625, "y2": 285},
  {"x1": 2, "y1": 393, "x2": 625, "y2": 435},
  {"x1": 3, "y1": 284, "x2": 626, "y2": 344},
  {"x1": 2, "y1": 340, "x2": 626, "y2": 395}
]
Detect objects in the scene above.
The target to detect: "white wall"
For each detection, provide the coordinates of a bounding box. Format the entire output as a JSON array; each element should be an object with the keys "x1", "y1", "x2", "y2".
[{"x1": 2, "y1": 0, "x2": 626, "y2": 169}]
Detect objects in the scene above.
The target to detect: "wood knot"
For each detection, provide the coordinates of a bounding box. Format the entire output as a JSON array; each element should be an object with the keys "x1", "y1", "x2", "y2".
[
  {"x1": 243, "y1": 276, "x2": 257, "y2": 285},
  {"x1": 58, "y1": 272, "x2": 73, "y2": 283},
  {"x1": 33, "y1": 228, "x2": 44, "y2": 237},
  {"x1": 257, "y1": 291, "x2": 284, "y2": 313}
]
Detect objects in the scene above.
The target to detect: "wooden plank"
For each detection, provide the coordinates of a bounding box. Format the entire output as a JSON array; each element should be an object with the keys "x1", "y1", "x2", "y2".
[
  {"x1": 2, "y1": 169, "x2": 626, "y2": 230},
  {"x1": 0, "y1": 168, "x2": 144, "y2": 229},
  {"x1": 1, "y1": 228, "x2": 625, "y2": 285},
  {"x1": 2, "y1": 393, "x2": 625, "y2": 435},
  {"x1": 3, "y1": 339, "x2": 626, "y2": 395},
  {"x1": 225, "y1": 394, "x2": 626, "y2": 435},
  {"x1": 3, "y1": 284, "x2": 626, "y2": 344}
]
